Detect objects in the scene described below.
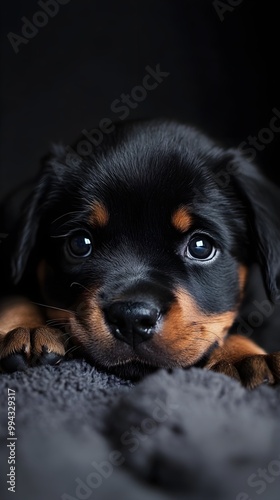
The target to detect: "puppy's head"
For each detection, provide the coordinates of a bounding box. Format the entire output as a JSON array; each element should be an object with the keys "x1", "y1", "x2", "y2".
[{"x1": 10, "y1": 120, "x2": 280, "y2": 378}]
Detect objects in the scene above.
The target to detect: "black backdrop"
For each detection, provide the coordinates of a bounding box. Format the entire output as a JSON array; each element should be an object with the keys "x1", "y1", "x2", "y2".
[{"x1": 1, "y1": 0, "x2": 279, "y2": 202}]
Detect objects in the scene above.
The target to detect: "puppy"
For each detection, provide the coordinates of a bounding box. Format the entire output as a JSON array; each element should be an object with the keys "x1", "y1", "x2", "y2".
[{"x1": 0, "y1": 119, "x2": 280, "y2": 387}]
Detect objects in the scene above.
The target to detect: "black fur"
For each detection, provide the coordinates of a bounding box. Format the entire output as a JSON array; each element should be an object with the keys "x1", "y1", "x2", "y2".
[{"x1": 1, "y1": 119, "x2": 280, "y2": 376}]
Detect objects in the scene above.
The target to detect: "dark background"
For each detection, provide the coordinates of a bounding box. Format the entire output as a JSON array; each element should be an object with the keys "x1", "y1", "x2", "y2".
[{"x1": 0, "y1": 0, "x2": 279, "y2": 204}]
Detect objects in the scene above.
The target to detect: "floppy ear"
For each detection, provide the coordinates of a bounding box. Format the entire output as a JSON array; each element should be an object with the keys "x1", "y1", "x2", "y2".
[
  {"x1": 229, "y1": 151, "x2": 280, "y2": 303},
  {"x1": 10, "y1": 145, "x2": 69, "y2": 285},
  {"x1": 10, "y1": 172, "x2": 51, "y2": 285}
]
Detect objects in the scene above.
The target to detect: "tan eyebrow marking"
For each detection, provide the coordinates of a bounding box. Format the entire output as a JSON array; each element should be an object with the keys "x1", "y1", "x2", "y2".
[
  {"x1": 89, "y1": 201, "x2": 109, "y2": 227},
  {"x1": 171, "y1": 206, "x2": 192, "y2": 232}
]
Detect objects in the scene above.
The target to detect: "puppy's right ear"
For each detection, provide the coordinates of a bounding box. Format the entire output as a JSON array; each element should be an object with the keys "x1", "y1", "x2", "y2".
[
  {"x1": 10, "y1": 145, "x2": 70, "y2": 285},
  {"x1": 10, "y1": 172, "x2": 52, "y2": 285}
]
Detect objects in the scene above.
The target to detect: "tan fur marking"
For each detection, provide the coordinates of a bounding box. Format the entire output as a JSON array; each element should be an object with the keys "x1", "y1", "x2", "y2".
[
  {"x1": 0, "y1": 298, "x2": 44, "y2": 333},
  {"x1": 69, "y1": 292, "x2": 113, "y2": 348},
  {"x1": 89, "y1": 201, "x2": 109, "y2": 227},
  {"x1": 0, "y1": 298, "x2": 65, "y2": 362},
  {"x1": 206, "y1": 335, "x2": 266, "y2": 369},
  {"x1": 171, "y1": 206, "x2": 192, "y2": 232},
  {"x1": 32, "y1": 327, "x2": 66, "y2": 356},
  {"x1": 0, "y1": 328, "x2": 31, "y2": 357},
  {"x1": 65, "y1": 287, "x2": 237, "y2": 368},
  {"x1": 238, "y1": 265, "x2": 248, "y2": 300},
  {"x1": 157, "y1": 288, "x2": 236, "y2": 365}
]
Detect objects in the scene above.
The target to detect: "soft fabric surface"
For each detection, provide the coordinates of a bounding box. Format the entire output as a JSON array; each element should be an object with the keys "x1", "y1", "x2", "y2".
[{"x1": 1, "y1": 361, "x2": 280, "y2": 500}]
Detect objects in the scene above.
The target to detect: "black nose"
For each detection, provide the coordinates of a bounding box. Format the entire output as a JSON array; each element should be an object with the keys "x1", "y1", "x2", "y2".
[{"x1": 104, "y1": 301, "x2": 160, "y2": 347}]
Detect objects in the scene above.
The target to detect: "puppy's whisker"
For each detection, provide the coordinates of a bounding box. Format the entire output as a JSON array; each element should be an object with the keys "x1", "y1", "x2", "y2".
[
  {"x1": 205, "y1": 328, "x2": 230, "y2": 341},
  {"x1": 195, "y1": 336, "x2": 217, "y2": 344},
  {"x1": 46, "y1": 321, "x2": 71, "y2": 332},
  {"x1": 65, "y1": 345, "x2": 81, "y2": 356},
  {"x1": 45, "y1": 319, "x2": 70, "y2": 327},
  {"x1": 201, "y1": 331, "x2": 232, "y2": 356},
  {"x1": 51, "y1": 233, "x2": 71, "y2": 239},
  {"x1": 46, "y1": 319, "x2": 66, "y2": 324},
  {"x1": 56, "y1": 330, "x2": 71, "y2": 338},
  {"x1": 70, "y1": 282, "x2": 91, "y2": 293},
  {"x1": 51, "y1": 211, "x2": 85, "y2": 225},
  {"x1": 31, "y1": 301, "x2": 73, "y2": 314}
]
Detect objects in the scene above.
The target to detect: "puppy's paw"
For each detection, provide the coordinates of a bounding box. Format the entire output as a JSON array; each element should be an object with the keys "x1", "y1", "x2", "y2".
[
  {"x1": 0, "y1": 326, "x2": 66, "y2": 373},
  {"x1": 210, "y1": 352, "x2": 280, "y2": 389}
]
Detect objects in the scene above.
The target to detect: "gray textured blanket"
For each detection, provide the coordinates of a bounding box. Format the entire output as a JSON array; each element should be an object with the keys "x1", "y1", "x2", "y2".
[{"x1": 1, "y1": 361, "x2": 280, "y2": 500}]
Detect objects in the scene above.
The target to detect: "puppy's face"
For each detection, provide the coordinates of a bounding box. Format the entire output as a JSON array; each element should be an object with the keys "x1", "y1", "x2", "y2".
[{"x1": 12, "y1": 121, "x2": 280, "y2": 378}]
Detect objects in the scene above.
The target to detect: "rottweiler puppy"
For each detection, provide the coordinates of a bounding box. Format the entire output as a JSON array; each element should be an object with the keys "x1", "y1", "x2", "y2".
[{"x1": 0, "y1": 119, "x2": 280, "y2": 388}]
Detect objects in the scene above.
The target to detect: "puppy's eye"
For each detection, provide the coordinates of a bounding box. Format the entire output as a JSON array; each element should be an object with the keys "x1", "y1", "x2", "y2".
[
  {"x1": 186, "y1": 234, "x2": 216, "y2": 261},
  {"x1": 66, "y1": 232, "x2": 92, "y2": 258}
]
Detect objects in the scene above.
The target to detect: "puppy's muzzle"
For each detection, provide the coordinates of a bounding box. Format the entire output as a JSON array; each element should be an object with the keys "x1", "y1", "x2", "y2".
[{"x1": 104, "y1": 301, "x2": 161, "y2": 347}]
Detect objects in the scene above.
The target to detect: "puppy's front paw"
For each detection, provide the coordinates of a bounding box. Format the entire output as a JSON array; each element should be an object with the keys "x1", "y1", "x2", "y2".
[
  {"x1": 210, "y1": 352, "x2": 280, "y2": 389},
  {"x1": 0, "y1": 326, "x2": 66, "y2": 373}
]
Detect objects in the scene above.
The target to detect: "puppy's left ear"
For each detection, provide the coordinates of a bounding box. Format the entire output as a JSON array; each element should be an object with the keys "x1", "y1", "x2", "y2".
[{"x1": 229, "y1": 151, "x2": 280, "y2": 302}]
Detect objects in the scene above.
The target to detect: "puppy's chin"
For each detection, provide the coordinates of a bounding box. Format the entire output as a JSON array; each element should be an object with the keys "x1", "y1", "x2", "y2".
[{"x1": 92, "y1": 338, "x2": 219, "y2": 380}]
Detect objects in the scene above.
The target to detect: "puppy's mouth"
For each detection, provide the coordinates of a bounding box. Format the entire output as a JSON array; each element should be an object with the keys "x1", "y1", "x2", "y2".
[
  {"x1": 102, "y1": 340, "x2": 220, "y2": 380},
  {"x1": 66, "y1": 287, "x2": 235, "y2": 378},
  {"x1": 68, "y1": 311, "x2": 223, "y2": 379}
]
